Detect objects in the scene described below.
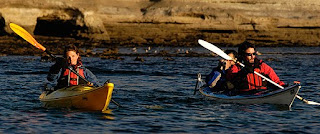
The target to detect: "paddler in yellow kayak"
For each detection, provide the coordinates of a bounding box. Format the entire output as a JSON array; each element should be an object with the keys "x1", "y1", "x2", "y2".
[{"x1": 47, "y1": 44, "x2": 101, "y2": 90}]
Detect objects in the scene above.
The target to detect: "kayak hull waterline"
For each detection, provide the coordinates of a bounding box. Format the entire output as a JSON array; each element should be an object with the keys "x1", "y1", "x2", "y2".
[
  {"x1": 39, "y1": 83, "x2": 114, "y2": 111},
  {"x1": 199, "y1": 84, "x2": 300, "y2": 108},
  {"x1": 195, "y1": 73, "x2": 300, "y2": 108}
]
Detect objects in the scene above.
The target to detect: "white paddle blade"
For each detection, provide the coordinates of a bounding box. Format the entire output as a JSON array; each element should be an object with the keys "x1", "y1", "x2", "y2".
[
  {"x1": 296, "y1": 95, "x2": 320, "y2": 105},
  {"x1": 307, "y1": 101, "x2": 320, "y2": 105},
  {"x1": 198, "y1": 39, "x2": 232, "y2": 60}
]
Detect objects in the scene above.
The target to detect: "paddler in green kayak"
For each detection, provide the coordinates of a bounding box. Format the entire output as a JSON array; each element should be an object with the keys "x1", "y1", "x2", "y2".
[{"x1": 47, "y1": 44, "x2": 101, "y2": 90}]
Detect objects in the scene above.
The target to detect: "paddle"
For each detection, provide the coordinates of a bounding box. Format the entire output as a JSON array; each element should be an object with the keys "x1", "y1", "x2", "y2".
[
  {"x1": 198, "y1": 39, "x2": 320, "y2": 105},
  {"x1": 194, "y1": 73, "x2": 201, "y2": 95},
  {"x1": 9, "y1": 23, "x2": 122, "y2": 107},
  {"x1": 9, "y1": 23, "x2": 56, "y2": 58},
  {"x1": 194, "y1": 79, "x2": 199, "y2": 95}
]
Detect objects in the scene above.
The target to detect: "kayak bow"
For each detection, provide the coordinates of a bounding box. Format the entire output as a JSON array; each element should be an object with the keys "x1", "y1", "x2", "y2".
[{"x1": 39, "y1": 83, "x2": 114, "y2": 111}]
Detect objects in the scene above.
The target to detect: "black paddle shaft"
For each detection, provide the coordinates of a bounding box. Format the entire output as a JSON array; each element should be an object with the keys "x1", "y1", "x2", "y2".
[
  {"x1": 67, "y1": 67, "x2": 91, "y2": 84},
  {"x1": 44, "y1": 50, "x2": 57, "y2": 60}
]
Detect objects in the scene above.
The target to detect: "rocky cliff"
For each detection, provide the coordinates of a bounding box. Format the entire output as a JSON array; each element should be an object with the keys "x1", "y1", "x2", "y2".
[{"x1": 1, "y1": 0, "x2": 320, "y2": 49}]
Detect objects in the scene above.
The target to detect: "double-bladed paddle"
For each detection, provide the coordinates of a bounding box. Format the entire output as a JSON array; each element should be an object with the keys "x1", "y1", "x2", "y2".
[
  {"x1": 9, "y1": 23, "x2": 121, "y2": 107},
  {"x1": 198, "y1": 39, "x2": 320, "y2": 105}
]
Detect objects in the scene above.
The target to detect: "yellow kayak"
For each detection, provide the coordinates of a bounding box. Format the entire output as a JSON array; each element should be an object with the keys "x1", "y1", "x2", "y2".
[{"x1": 39, "y1": 83, "x2": 114, "y2": 111}]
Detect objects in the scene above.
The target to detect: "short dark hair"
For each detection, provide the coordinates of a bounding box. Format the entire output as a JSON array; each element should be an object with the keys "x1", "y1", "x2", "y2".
[
  {"x1": 238, "y1": 41, "x2": 255, "y2": 62},
  {"x1": 225, "y1": 50, "x2": 237, "y2": 59}
]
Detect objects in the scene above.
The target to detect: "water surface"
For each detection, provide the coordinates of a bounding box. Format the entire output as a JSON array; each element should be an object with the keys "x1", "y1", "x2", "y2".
[{"x1": 0, "y1": 47, "x2": 320, "y2": 133}]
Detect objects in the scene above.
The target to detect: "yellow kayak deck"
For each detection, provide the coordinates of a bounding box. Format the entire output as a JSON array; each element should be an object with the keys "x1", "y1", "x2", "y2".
[{"x1": 39, "y1": 83, "x2": 114, "y2": 111}]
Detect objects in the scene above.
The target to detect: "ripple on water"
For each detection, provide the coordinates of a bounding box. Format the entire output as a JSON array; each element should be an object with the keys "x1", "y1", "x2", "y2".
[{"x1": 1, "y1": 50, "x2": 320, "y2": 133}]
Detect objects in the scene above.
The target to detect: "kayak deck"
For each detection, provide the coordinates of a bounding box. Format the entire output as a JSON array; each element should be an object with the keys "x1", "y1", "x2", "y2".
[
  {"x1": 39, "y1": 83, "x2": 114, "y2": 111},
  {"x1": 199, "y1": 84, "x2": 301, "y2": 108}
]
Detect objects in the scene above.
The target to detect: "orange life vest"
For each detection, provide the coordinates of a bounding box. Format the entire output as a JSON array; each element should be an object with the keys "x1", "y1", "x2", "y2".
[
  {"x1": 240, "y1": 68, "x2": 267, "y2": 92},
  {"x1": 62, "y1": 67, "x2": 86, "y2": 86}
]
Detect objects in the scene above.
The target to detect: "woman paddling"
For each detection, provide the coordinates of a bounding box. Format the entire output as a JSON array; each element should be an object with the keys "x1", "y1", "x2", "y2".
[{"x1": 47, "y1": 44, "x2": 101, "y2": 90}]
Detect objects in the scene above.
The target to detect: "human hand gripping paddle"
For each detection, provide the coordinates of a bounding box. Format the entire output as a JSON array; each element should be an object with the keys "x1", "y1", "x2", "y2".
[
  {"x1": 9, "y1": 23, "x2": 121, "y2": 107},
  {"x1": 198, "y1": 39, "x2": 320, "y2": 105}
]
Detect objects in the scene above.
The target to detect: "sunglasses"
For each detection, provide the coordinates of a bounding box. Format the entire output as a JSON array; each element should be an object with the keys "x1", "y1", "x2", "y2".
[{"x1": 244, "y1": 52, "x2": 256, "y2": 56}]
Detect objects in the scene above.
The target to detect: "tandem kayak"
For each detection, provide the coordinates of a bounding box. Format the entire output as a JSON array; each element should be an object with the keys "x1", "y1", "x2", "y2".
[
  {"x1": 39, "y1": 82, "x2": 114, "y2": 111},
  {"x1": 195, "y1": 74, "x2": 300, "y2": 108},
  {"x1": 199, "y1": 84, "x2": 300, "y2": 108}
]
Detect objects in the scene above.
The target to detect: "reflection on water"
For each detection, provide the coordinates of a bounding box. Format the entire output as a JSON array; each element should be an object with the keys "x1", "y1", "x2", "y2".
[
  {"x1": 0, "y1": 47, "x2": 320, "y2": 133},
  {"x1": 101, "y1": 109, "x2": 115, "y2": 120}
]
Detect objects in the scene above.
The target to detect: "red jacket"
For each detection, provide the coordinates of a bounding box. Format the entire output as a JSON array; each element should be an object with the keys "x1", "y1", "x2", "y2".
[{"x1": 227, "y1": 60, "x2": 285, "y2": 92}]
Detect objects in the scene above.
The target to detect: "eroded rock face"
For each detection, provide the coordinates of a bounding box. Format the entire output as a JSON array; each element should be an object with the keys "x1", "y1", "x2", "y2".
[
  {"x1": 1, "y1": 0, "x2": 320, "y2": 47},
  {"x1": 34, "y1": 8, "x2": 85, "y2": 37},
  {"x1": 34, "y1": 8, "x2": 109, "y2": 41},
  {"x1": 82, "y1": 11, "x2": 110, "y2": 41}
]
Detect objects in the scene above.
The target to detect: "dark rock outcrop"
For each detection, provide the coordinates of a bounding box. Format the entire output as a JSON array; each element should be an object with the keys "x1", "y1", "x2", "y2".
[
  {"x1": 0, "y1": 13, "x2": 6, "y2": 35},
  {"x1": 34, "y1": 7, "x2": 109, "y2": 41},
  {"x1": 34, "y1": 8, "x2": 85, "y2": 37}
]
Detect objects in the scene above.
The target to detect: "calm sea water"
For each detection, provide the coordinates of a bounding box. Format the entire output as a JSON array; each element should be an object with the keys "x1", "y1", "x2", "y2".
[{"x1": 1, "y1": 47, "x2": 320, "y2": 133}]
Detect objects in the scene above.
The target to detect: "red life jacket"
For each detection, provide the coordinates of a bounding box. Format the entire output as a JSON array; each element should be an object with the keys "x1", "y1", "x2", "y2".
[
  {"x1": 241, "y1": 68, "x2": 267, "y2": 92},
  {"x1": 62, "y1": 67, "x2": 86, "y2": 86},
  {"x1": 227, "y1": 59, "x2": 285, "y2": 92}
]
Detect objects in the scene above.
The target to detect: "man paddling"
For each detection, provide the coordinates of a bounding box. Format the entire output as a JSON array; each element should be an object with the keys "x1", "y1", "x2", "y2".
[
  {"x1": 227, "y1": 41, "x2": 286, "y2": 95},
  {"x1": 47, "y1": 45, "x2": 101, "y2": 90}
]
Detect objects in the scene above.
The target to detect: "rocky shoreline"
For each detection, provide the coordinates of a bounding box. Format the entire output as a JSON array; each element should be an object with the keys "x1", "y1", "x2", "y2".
[{"x1": 1, "y1": 0, "x2": 320, "y2": 56}]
